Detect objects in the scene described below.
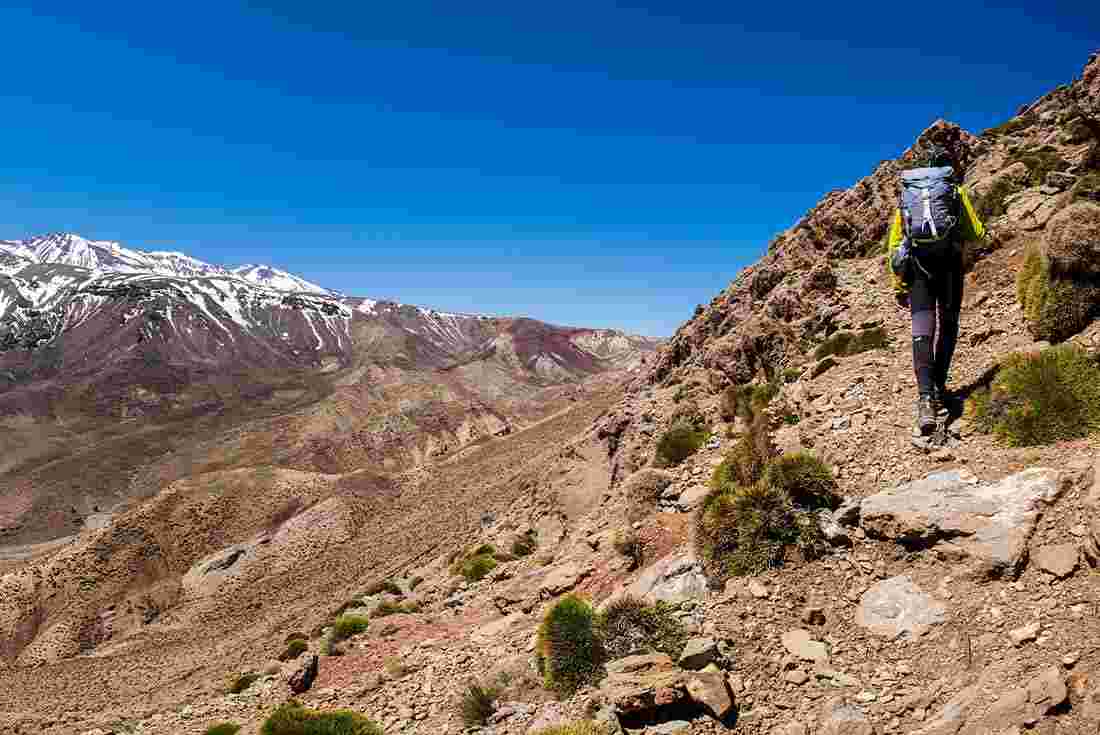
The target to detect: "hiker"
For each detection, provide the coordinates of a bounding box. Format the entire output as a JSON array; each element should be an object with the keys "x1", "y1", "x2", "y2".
[{"x1": 886, "y1": 143, "x2": 986, "y2": 436}]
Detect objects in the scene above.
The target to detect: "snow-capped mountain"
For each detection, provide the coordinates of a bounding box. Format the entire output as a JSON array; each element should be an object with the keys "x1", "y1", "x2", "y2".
[{"x1": 231, "y1": 264, "x2": 330, "y2": 295}]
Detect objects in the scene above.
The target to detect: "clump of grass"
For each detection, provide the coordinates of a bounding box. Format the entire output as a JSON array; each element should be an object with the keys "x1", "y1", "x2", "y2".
[
  {"x1": 1072, "y1": 171, "x2": 1100, "y2": 202},
  {"x1": 668, "y1": 398, "x2": 707, "y2": 431},
  {"x1": 967, "y1": 345, "x2": 1100, "y2": 446},
  {"x1": 261, "y1": 700, "x2": 383, "y2": 735},
  {"x1": 511, "y1": 529, "x2": 538, "y2": 557},
  {"x1": 695, "y1": 482, "x2": 826, "y2": 581},
  {"x1": 279, "y1": 639, "x2": 308, "y2": 661},
  {"x1": 763, "y1": 451, "x2": 840, "y2": 510},
  {"x1": 612, "y1": 529, "x2": 644, "y2": 570},
  {"x1": 594, "y1": 596, "x2": 687, "y2": 662},
  {"x1": 719, "y1": 382, "x2": 778, "y2": 422},
  {"x1": 653, "y1": 424, "x2": 708, "y2": 468},
  {"x1": 205, "y1": 723, "x2": 241, "y2": 735},
  {"x1": 372, "y1": 600, "x2": 420, "y2": 618},
  {"x1": 975, "y1": 176, "x2": 1026, "y2": 220},
  {"x1": 1009, "y1": 149, "x2": 1071, "y2": 186},
  {"x1": 460, "y1": 681, "x2": 499, "y2": 726},
  {"x1": 450, "y1": 545, "x2": 500, "y2": 583},
  {"x1": 531, "y1": 723, "x2": 609, "y2": 735},
  {"x1": 1018, "y1": 244, "x2": 1100, "y2": 342},
  {"x1": 813, "y1": 327, "x2": 890, "y2": 360},
  {"x1": 982, "y1": 113, "x2": 1039, "y2": 138},
  {"x1": 536, "y1": 595, "x2": 604, "y2": 697},
  {"x1": 713, "y1": 412, "x2": 776, "y2": 489},
  {"x1": 330, "y1": 614, "x2": 370, "y2": 644},
  {"x1": 383, "y1": 656, "x2": 408, "y2": 679},
  {"x1": 228, "y1": 672, "x2": 261, "y2": 694}
]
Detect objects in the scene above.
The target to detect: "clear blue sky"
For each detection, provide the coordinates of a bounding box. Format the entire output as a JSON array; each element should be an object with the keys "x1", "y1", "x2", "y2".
[{"x1": 1, "y1": 2, "x2": 1096, "y2": 335}]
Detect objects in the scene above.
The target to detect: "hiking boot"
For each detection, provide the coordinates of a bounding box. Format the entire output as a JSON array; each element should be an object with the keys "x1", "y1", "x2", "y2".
[
  {"x1": 917, "y1": 395, "x2": 937, "y2": 435},
  {"x1": 931, "y1": 384, "x2": 949, "y2": 416}
]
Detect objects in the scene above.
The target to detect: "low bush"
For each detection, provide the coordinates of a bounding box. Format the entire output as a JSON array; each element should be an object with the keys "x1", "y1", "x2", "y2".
[
  {"x1": 372, "y1": 600, "x2": 420, "y2": 618},
  {"x1": 330, "y1": 614, "x2": 370, "y2": 644},
  {"x1": 975, "y1": 176, "x2": 1026, "y2": 221},
  {"x1": 763, "y1": 452, "x2": 840, "y2": 510},
  {"x1": 228, "y1": 672, "x2": 261, "y2": 694},
  {"x1": 531, "y1": 723, "x2": 609, "y2": 735},
  {"x1": 512, "y1": 529, "x2": 539, "y2": 557},
  {"x1": 279, "y1": 639, "x2": 309, "y2": 661},
  {"x1": 668, "y1": 398, "x2": 707, "y2": 430},
  {"x1": 204, "y1": 724, "x2": 241, "y2": 735},
  {"x1": 695, "y1": 481, "x2": 826, "y2": 581},
  {"x1": 653, "y1": 424, "x2": 708, "y2": 468},
  {"x1": 460, "y1": 553, "x2": 498, "y2": 582},
  {"x1": 1017, "y1": 245, "x2": 1100, "y2": 342},
  {"x1": 594, "y1": 596, "x2": 687, "y2": 662},
  {"x1": 612, "y1": 529, "x2": 644, "y2": 570},
  {"x1": 813, "y1": 327, "x2": 890, "y2": 360},
  {"x1": 967, "y1": 345, "x2": 1100, "y2": 446},
  {"x1": 1010, "y1": 149, "x2": 1071, "y2": 186},
  {"x1": 713, "y1": 413, "x2": 775, "y2": 489},
  {"x1": 261, "y1": 701, "x2": 383, "y2": 735},
  {"x1": 719, "y1": 382, "x2": 778, "y2": 422},
  {"x1": 537, "y1": 595, "x2": 604, "y2": 697},
  {"x1": 460, "y1": 681, "x2": 499, "y2": 727}
]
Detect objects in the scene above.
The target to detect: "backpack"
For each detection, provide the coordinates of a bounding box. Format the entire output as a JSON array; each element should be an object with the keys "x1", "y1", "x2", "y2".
[{"x1": 899, "y1": 166, "x2": 959, "y2": 244}]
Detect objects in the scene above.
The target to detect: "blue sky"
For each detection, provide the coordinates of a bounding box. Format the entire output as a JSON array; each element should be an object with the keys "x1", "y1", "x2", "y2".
[{"x1": 1, "y1": 3, "x2": 1096, "y2": 335}]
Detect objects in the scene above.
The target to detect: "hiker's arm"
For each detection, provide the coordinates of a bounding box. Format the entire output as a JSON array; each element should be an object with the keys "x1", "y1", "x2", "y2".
[
  {"x1": 957, "y1": 187, "x2": 987, "y2": 242},
  {"x1": 885, "y1": 209, "x2": 909, "y2": 293}
]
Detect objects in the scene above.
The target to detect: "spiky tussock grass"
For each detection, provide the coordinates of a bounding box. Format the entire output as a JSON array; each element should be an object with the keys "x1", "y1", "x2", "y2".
[
  {"x1": 530, "y1": 723, "x2": 609, "y2": 735},
  {"x1": 594, "y1": 596, "x2": 687, "y2": 662},
  {"x1": 719, "y1": 382, "x2": 779, "y2": 422},
  {"x1": 762, "y1": 451, "x2": 840, "y2": 511},
  {"x1": 330, "y1": 614, "x2": 370, "y2": 644},
  {"x1": 967, "y1": 344, "x2": 1100, "y2": 446},
  {"x1": 204, "y1": 724, "x2": 241, "y2": 735},
  {"x1": 261, "y1": 701, "x2": 384, "y2": 735},
  {"x1": 459, "y1": 681, "x2": 499, "y2": 727},
  {"x1": 1017, "y1": 245, "x2": 1100, "y2": 343},
  {"x1": 536, "y1": 595, "x2": 604, "y2": 697},
  {"x1": 712, "y1": 412, "x2": 775, "y2": 489},
  {"x1": 279, "y1": 639, "x2": 308, "y2": 661},
  {"x1": 653, "y1": 423, "x2": 708, "y2": 468}
]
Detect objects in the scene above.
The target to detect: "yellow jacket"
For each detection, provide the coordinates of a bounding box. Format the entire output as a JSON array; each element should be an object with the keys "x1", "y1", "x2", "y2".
[{"x1": 885, "y1": 186, "x2": 986, "y2": 293}]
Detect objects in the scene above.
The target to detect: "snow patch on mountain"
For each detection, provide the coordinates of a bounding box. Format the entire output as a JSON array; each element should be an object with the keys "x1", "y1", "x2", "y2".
[{"x1": 231, "y1": 264, "x2": 331, "y2": 295}]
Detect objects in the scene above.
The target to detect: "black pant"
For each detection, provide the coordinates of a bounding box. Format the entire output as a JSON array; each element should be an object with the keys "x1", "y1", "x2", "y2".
[{"x1": 909, "y1": 240, "x2": 963, "y2": 397}]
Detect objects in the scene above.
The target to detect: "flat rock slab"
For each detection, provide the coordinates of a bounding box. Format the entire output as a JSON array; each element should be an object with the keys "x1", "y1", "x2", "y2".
[
  {"x1": 1033, "y1": 543, "x2": 1078, "y2": 578},
  {"x1": 781, "y1": 628, "x2": 829, "y2": 663},
  {"x1": 860, "y1": 468, "x2": 1064, "y2": 577},
  {"x1": 856, "y1": 576, "x2": 946, "y2": 639},
  {"x1": 624, "y1": 553, "x2": 709, "y2": 603}
]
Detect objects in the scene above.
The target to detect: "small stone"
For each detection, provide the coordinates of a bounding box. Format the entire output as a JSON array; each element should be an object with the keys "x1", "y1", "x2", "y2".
[
  {"x1": 802, "y1": 604, "x2": 827, "y2": 626},
  {"x1": 1062, "y1": 651, "x2": 1080, "y2": 667},
  {"x1": 784, "y1": 669, "x2": 810, "y2": 685},
  {"x1": 1009, "y1": 621, "x2": 1040, "y2": 647},
  {"x1": 748, "y1": 580, "x2": 770, "y2": 599},
  {"x1": 781, "y1": 629, "x2": 829, "y2": 664},
  {"x1": 1033, "y1": 544, "x2": 1078, "y2": 578},
  {"x1": 651, "y1": 721, "x2": 692, "y2": 735}
]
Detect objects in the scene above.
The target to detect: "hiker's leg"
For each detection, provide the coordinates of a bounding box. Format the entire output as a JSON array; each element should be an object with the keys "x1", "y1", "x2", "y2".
[
  {"x1": 933, "y1": 245, "x2": 965, "y2": 390},
  {"x1": 909, "y1": 264, "x2": 936, "y2": 397}
]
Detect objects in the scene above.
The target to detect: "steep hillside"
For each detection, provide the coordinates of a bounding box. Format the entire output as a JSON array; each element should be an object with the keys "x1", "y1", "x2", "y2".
[{"x1": 2, "y1": 51, "x2": 1099, "y2": 735}]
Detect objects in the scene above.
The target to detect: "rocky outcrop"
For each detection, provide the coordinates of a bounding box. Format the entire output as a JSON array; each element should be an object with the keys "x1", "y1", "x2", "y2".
[
  {"x1": 597, "y1": 653, "x2": 736, "y2": 726},
  {"x1": 860, "y1": 468, "x2": 1065, "y2": 577}
]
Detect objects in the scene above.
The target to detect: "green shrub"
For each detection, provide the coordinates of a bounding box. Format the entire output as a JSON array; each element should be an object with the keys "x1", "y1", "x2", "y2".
[
  {"x1": 719, "y1": 382, "x2": 778, "y2": 422},
  {"x1": 537, "y1": 595, "x2": 604, "y2": 697},
  {"x1": 459, "y1": 681, "x2": 499, "y2": 726},
  {"x1": 982, "y1": 113, "x2": 1038, "y2": 138},
  {"x1": 713, "y1": 412, "x2": 775, "y2": 489},
  {"x1": 461, "y1": 553, "x2": 498, "y2": 582},
  {"x1": 261, "y1": 701, "x2": 383, "y2": 735},
  {"x1": 813, "y1": 327, "x2": 889, "y2": 360},
  {"x1": 330, "y1": 614, "x2": 370, "y2": 643},
  {"x1": 612, "y1": 529, "x2": 644, "y2": 570},
  {"x1": 695, "y1": 482, "x2": 826, "y2": 581},
  {"x1": 967, "y1": 345, "x2": 1100, "y2": 446},
  {"x1": 531, "y1": 723, "x2": 608, "y2": 735},
  {"x1": 205, "y1": 724, "x2": 241, "y2": 735},
  {"x1": 1010, "y1": 149, "x2": 1071, "y2": 186},
  {"x1": 512, "y1": 529, "x2": 538, "y2": 557},
  {"x1": 975, "y1": 176, "x2": 1026, "y2": 220},
  {"x1": 782, "y1": 367, "x2": 802, "y2": 383},
  {"x1": 228, "y1": 672, "x2": 261, "y2": 694},
  {"x1": 279, "y1": 639, "x2": 309, "y2": 661},
  {"x1": 594, "y1": 596, "x2": 687, "y2": 661},
  {"x1": 763, "y1": 452, "x2": 840, "y2": 510},
  {"x1": 668, "y1": 398, "x2": 707, "y2": 430},
  {"x1": 1073, "y1": 171, "x2": 1100, "y2": 202},
  {"x1": 1017, "y1": 245, "x2": 1100, "y2": 342},
  {"x1": 653, "y1": 424, "x2": 708, "y2": 468}
]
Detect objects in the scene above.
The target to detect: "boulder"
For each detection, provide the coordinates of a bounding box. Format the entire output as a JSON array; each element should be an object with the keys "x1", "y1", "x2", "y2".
[
  {"x1": 678, "y1": 637, "x2": 720, "y2": 670},
  {"x1": 287, "y1": 654, "x2": 319, "y2": 694},
  {"x1": 860, "y1": 468, "x2": 1065, "y2": 577},
  {"x1": 624, "y1": 553, "x2": 709, "y2": 604},
  {"x1": 540, "y1": 561, "x2": 591, "y2": 598},
  {"x1": 599, "y1": 653, "x2": 735, "y2": 724},
  {"x1": 979, "y1": 667, "x2": 1067, "y2": 731},
  {"x1": 856, "y1": 576, "x2": 946, "y2": 639},
  {"x1": 1032, "y1": 543, "x2": 1078, "y2": 578},
  {"x1": 1042, "y1": 201, "x2": 1100, "y2": 276}
]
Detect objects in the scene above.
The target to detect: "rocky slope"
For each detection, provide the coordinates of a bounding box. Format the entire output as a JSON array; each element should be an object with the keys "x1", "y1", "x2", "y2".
[{"x1": 2, "y1": 51, "x2": 1100, "y2": 735}]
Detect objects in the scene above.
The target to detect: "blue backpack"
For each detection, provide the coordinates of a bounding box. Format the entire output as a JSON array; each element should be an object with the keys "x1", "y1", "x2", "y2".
[{"x1": 899, "y1": 166, "x2": 959, "y2": 244}]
